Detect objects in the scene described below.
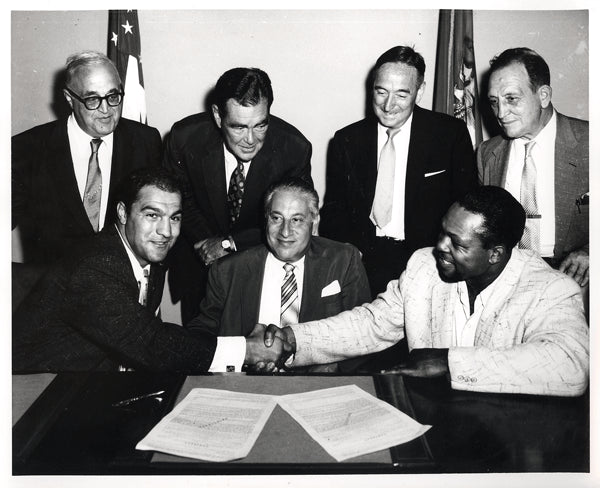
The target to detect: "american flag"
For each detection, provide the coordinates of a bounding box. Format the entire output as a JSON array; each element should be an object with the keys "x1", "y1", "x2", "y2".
[{"x1": 107, "y1": 10, "x2": 147, "y2": 124}]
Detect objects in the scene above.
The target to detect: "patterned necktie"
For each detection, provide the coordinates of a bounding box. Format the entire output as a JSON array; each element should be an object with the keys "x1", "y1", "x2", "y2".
[
  {"x1": 370, "y1": 128, "x2": 399, "y2": 228},
  {"x1": 280, "y1": 263, "x2": 299, "y2": 326},
  {"x1": 518, "y1": 141, "x2": 540, "y2": 251},
  {"x1": 227, "y1": 160, "x2": 246, "y2": 226},
  {"x1": 138, "y1": 268, "x2": 150, "y2": 307},
  {"x1": 84, "y1": 138, "x2": 103, "y2": 232}
]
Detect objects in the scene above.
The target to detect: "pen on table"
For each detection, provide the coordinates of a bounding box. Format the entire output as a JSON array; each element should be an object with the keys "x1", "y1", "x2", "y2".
[{"x1": 112, "y1": 390, "x2": 165, "y2": 407}]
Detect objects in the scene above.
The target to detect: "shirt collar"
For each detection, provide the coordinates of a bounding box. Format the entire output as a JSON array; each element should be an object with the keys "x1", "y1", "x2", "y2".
[
  {"x1": 456, "y1": 254, "x2": 513, "y2": 309},
  {"x1": 377, "y1": 111, "x2": 414, "y2": 138},
  {"x1": 517, "y1": 108, "x2": 556, "y2": 147},
  {"x1": 266, "y1": 251, "x2": 306, "y2": 271},
  {"x1": 67, "y1": 113, "x2": 114, "y2": 146},
  {"x1": 115, "y1": 224, "x2": 151, "y2": 284}
]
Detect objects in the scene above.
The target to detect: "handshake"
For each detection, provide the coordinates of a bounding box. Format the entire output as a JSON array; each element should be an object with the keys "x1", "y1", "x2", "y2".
[{"x1": 244, "y1": 323, "x2": 297, "y2": 372}]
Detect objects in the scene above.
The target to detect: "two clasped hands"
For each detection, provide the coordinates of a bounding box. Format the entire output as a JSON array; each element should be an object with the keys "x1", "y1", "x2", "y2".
[{"x1": 244, "y1": 323, "x2": 451, "y2": 377}]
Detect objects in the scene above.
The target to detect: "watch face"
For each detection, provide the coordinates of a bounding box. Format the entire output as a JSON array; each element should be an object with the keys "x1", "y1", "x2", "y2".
[{"x1": 221, "y1": 239, "x2": 231, "y2": 249}]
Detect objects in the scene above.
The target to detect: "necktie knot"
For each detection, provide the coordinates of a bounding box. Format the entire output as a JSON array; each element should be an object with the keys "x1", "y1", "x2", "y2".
[
  {"x1": 90, "y1": 138, "x2": 102, "y2": 154},
  {"x1": 283, "y1": 263, "x2": 295, "y2": 275},
  {"x1": 524, "y1": 140, "x2": 535, "y2": 159}
]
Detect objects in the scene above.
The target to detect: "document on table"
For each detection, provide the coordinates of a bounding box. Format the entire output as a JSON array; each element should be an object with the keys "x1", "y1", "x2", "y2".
[
  {"x1": 276, "y1": 384, "x2": 431, "y2": 462},
  {"x1": 136, "y1": 388, "x2": 277, "y2": 462}
]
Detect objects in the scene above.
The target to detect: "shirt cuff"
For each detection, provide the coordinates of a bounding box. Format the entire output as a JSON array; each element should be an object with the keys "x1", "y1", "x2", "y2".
[{"x1": 208, "y1": 336, "x2": 246, "y2": 372}]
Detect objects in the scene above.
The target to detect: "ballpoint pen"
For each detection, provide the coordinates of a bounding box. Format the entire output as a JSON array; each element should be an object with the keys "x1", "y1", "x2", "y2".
[{"x1": 111, "y1": 390, "x2": 165, "y2": 407}]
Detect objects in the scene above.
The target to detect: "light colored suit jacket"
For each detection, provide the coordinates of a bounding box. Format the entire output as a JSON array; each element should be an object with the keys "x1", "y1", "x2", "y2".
[
  {"x1": 476, "y1": 111, "x2": 589, "y2": 259},
  {"x1": 291, "y1": 247, "x2": 589, "y2": 397}
]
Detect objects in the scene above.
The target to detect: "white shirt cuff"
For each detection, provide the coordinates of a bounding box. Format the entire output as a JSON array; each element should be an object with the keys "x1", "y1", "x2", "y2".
[{"x1": 208, "y1": 336, "x2": 246, "y2": 372}]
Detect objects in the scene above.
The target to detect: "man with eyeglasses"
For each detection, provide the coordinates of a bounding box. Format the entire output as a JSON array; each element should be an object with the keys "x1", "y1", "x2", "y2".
[
  {"x1": 163, "y1": 67, "x2": 312, "y2": 324},
  {"x1": 12, "y1": 51, "x2": 162, "y2": 265}
]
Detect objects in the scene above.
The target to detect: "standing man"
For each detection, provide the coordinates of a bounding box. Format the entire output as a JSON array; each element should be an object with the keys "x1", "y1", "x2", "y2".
[
  {"x1": 478, "y1": 47, "x2": 589, "y2": 287},
  {"x1": 164, "y1": 67, "x2": 312, "y2": 323},
  {"x1": 12, "y1": 51, "x2": 162, "y2": 264},
  {"x1": 13, "y1": 168, "x2": 288, "y2": 373},
  {"x1": 319, "y1": 45, "x2": 476, "y2": 298}
]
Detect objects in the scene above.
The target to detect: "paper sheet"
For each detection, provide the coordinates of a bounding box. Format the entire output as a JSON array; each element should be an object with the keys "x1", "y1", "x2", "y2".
[
  {"x1": 136, "y1": 388, "x2": 277, "y2": 462},
  {"x1": 276, "y1": 384, "x2": 431, "y2": 461}
]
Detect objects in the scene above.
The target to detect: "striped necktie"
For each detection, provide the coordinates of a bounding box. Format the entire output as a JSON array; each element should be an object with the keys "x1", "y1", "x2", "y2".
[{"x1": 280, "y1": 263, "x2": 299, "y2": 326}]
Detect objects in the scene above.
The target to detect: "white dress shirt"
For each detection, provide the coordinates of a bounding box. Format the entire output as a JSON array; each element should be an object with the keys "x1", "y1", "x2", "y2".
[
  {"x1": 258, "y1": 253, "x2": 306, "y2": 326},
  {"x1": 224, "y1": 144, "x2": 252, "y2": 190},
  {"x1": 67, "y1": 114, "x2": 114, "y2": 230},
  {"x1": 116, "y1": 224, "x2": 245, "y2": 372},
  {"x1": 505, "y1": 111, "x2": 556, "y2": 257},
  {"x1": 374, "y1": 114, "x2": 413, "y2": 240}
]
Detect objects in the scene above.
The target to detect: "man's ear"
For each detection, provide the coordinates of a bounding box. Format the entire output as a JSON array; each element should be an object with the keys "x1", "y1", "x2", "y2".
[
  {"x1": 489, "y1": 245, "x2": 505, "y2": 265},
  {"x1": 538, "y1": 84, "x2": 552, "y2": 109},
  {"x1": 415, "y1": 80, "x2": 426, "y2": 105},
  {"x1": 311, "y1": 215, "x2": 320, "y2": 236},
  {"x1": 211, "y1": 104, "x2": 222, "y2": 129},
  {"x1": 63, "y1": 88, "x2": 74, "y2": 111},
  {"x1": 117, "y1": 201, "x2": 128, "y2": 225}
]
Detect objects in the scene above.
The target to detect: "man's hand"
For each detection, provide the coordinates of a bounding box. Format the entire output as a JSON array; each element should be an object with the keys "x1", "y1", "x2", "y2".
[
  {"x1": 194, "y1": 237, "x2": 228, "y2": 266},
  {"x1": 244, "y1": 323, "x2": 293, "y2": 372},
  {"x1": 559, "y1": 249, "x2": 589, "y2": 287},
  {"x1": 384, "y1": 348, "x2": 449, "y2": 378}
]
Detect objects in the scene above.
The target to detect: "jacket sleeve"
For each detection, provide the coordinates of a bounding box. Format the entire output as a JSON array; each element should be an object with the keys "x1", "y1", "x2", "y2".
[
  {"x1": 448, "y1": 278, "x2": 589, "y2": 397},
  {"x1": 162, "y1": 127, "x2": 215, "y2": 245},
  {"x1": 185, "y1": 260, "x2": 226, "y2": 336},
  {"x1": 340, "y1": 245, "x2": 371, "y2": 310},
  {"x1": 65, "y1": 254, "x2": 217, "y2": 372}
]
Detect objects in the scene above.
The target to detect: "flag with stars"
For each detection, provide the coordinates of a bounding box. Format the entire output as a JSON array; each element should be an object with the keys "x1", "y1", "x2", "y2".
[{"x1": 108, "y1": 10, "x2": 147, "y2": 123}]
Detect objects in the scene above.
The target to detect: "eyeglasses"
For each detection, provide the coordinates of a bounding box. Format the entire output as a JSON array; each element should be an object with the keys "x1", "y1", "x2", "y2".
[{"x1": 65, "y1": 87, "x2": 124, "y2": 111}]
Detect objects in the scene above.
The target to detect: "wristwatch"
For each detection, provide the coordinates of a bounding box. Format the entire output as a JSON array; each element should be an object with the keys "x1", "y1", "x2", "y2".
[{"x1": 221, "y1": 237, "x2": 233, "y2": 252}]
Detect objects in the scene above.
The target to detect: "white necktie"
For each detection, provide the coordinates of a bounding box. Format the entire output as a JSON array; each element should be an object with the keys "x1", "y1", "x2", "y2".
[{"x1": 370, "y1": 128, "x2": 400, "y2": 228}]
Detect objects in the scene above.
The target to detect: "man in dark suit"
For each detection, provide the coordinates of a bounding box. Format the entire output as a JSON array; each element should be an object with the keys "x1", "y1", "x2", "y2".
[
  {"x1": 12, "y1": 168, "x2": 289, "y2": 373},
  {"x1": 12, "y1": 51, "x2": 162, "y2": 265},
  {"x1": 164, "y1": 67, "x2": 312, "y2": 324},
  {"x1": 477, "y1": 47, "x2": 589, "y2": 287},
  {"x1": 319, "y1": 46, "x2": 476, "y2": 298}
]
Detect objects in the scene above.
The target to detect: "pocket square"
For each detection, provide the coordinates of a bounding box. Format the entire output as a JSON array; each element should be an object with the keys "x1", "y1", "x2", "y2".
[
  {"x1": 424, "y1": 169, "x2": 446, "y2": 177},
  {"x1": 321, "y1": 280, "x2": 341, "y2": 297}
]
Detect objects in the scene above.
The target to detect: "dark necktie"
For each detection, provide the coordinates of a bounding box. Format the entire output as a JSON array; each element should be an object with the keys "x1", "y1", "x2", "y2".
[
  {"x1": 227, "y1": 160, "x2": 246, "y2": 227},
  {"x1": 84, "y1": 138, "x2": 103, "y2": 232},
  {"x1": 280, "y1": 263, "x2": 299, "y2": 326},
  {"x1": 518, "y1": 141, "x2": 540, "y2": 251}
]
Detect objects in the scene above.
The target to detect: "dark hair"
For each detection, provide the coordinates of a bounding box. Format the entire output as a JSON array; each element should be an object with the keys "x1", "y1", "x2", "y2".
[
  {"x1": 65, "y1": 50, "x2": 121, "y2": 87},
  {"x1": 117, "y1": 167, "x2": 181, "y2": 213},
  {"x1": 213, "y1": 67, "x2": 274, "y2": 115},
  {"x1": 371, "y1": 46, "x2": 426, "y2": 86},
  {"x1": 456, "y1": 186, "x2": 525, "y2": 251},
  {"x1": 264, "y1": 177, "x2": 318, "y2": 221},
  {"x1": 489, "y1": 47, "x2": 550, "y2": 91}
]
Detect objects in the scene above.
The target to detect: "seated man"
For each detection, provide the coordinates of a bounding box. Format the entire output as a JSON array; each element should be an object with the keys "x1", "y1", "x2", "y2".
[
  {"x1": 264, "y1": 186, "x2": 589, "y2": 397},
  {"x1": 12, "y1": 167, "x2": 287, "y2": 373},
  {"x1": 188, "y1": 177, "x2": 371, "y2": 371}
]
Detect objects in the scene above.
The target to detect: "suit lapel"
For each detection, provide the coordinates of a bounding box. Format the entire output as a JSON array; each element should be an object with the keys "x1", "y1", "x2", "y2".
[
  {"x1": 240, "y1": 247, "x2": 268, "y2": 335},
  {"x1": 405, "y1": 107, "x2": 428, "y2": 213},
  {"x1": 490, "y1": 138, "x2": 511, "y2": 186},
  {"x1": 48, "y1": 121, "x2": 95, "y2": 232},
  {"x1": 195, "y1": 133, "x2": 229, "y2": 234},
  {"x1": 554, "y1": 113, "x2": 580, "y2": 253},
  {"x1": 430, "y1": 280, "x2": 455, "y2": 347},
  {"x1": 299, "y1": 241, "x2": 320, "y2": 321},
  {"x1": 363, "y1": 120, "x2": 379, "y2": 204}
]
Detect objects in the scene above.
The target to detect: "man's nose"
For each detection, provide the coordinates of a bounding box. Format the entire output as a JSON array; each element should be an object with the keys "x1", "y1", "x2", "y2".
[
  {"x1": 496, "y1": 100, "x2": 509, "y2": 119},
  {"x1": 280, "y1": 220, "x2": 291, "y2": 237},
  {"x1": 157, "y1": 218, "x2": 172, "y2": 237},
  {"x1": 244, "y1": 129, "x2": 255, "y2": 145},
  {"x1": 436, "y1": 233, "x2": 450, "y2": 252},
  {"x1": 96, "y1": 98, "x2": 109, "y2": 114},
  {"x1": 383, "y1": 94, "x2": 394, "y2": 112}
]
